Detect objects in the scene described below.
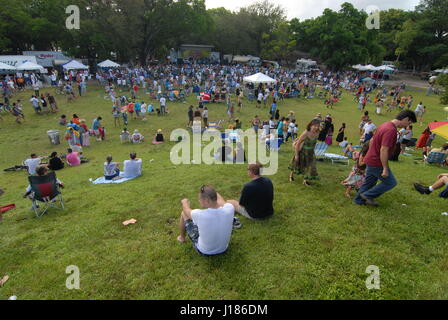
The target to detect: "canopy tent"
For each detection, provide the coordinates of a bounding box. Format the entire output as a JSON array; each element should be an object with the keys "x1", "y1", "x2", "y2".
[
  {"x1": 433, "y1": 68, "x2": 448, "y2": 74},
  {"x1": 352, "y1": 64, "x2": 395, "y2": 72},
  {"x1": 376, "y1": 65, "x2": 395, "y2": 71},
  {"x1": 0, "y1": 62, "x2": 16, "y2": 71},
  {"x1": 98, "y1": 59, "x2": 121, "y2": 68},
  {"x1": 243, "y1": 72, "x2": 277, "y2": 84},
  {"x1": 16, "y1": 61, "x2": 44, "y2": 71},
  {"x1": 63, "y1": 60, "x2": 89, "y2": 70},
  {"x1": 233, "y1": 56, "x2": 252, "y2": 63}
]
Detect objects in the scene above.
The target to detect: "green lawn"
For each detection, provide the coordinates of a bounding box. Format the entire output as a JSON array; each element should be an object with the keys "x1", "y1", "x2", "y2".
[{"x1": 1, "y1": 84, "x2": 448, "y2": 299}]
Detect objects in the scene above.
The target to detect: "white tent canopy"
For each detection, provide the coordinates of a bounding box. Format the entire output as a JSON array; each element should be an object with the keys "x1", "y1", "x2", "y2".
[
  {"x1": 376, "y1": 65, "x2": 395, "y2": 71},
  {"x1": 63, "y1": 60, "x2": 89, "y2": 70},
  {"x1": 16, "y1": 61, "x2": 44, "y2": 71},
  {"x1": 352, "y1": 64, "x2": 395, "y2": 71},
  {"x1": 243, "y1": 72, "x2": 277, "y2": 84},
  {"x1": 0, "y1": 62, "x2": 16, "y2": 70},
  {"x1": 98, "y1": 59, "x2": 121, "y2": 68},
  {"x1": 433, "y1": 68, "x2": 448, "y2": 74}
]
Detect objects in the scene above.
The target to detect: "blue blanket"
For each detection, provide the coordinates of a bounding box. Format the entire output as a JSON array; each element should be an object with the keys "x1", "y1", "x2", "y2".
[{"x1": 91, "y1": 173, "x2": 140, "y2": 184}]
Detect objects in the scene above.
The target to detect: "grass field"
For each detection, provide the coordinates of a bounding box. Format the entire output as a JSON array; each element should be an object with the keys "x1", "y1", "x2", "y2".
[{"x1": 1, "y1": 83, "x2": 448, "y2": 300}]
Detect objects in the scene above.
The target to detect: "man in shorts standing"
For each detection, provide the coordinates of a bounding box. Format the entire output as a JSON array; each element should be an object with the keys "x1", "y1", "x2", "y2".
[{"x1": 177, "y1": 185, "x2": 234, "y2": 256}]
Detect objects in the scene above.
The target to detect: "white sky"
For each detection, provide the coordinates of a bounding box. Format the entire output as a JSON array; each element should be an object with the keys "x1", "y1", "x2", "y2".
[{"x1": 205, "y1": 0, "x2": 421, "y2": 20}]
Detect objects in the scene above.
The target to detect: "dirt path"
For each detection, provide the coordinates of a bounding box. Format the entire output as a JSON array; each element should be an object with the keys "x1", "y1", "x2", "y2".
[{"x1": 386, "y1": 73, "x2": 431, "y2": 90}]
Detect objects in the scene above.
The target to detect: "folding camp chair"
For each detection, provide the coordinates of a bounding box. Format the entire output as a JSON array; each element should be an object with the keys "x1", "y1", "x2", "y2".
[
  {"x1": 425, "y1": 152, "x2": 447, "y2": 166},
  {"x1": 314, "y1": 142, "x2": 349, "y2": 165},
  {"x1": 28, "y1": 172, "x2": 65, "y2": 218}
]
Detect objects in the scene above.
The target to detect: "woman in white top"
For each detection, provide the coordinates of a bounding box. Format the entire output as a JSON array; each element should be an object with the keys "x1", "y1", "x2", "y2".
[{"x1": 104, "y1": 155, "x2": 120, "y2": 180}]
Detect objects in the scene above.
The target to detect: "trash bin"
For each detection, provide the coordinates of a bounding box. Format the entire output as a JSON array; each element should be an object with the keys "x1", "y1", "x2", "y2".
[{"x1": 47, "y1": 130, "x2": 60, "y2": 145}]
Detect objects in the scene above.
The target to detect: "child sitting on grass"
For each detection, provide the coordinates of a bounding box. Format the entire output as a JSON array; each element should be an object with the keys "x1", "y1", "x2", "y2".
[{"x1": 59, "y1": 114, "x2": 67, "y2": 126}]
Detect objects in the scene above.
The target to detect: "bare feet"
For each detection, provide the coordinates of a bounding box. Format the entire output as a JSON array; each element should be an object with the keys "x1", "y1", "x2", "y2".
[{"x1": 177, "y1": 236, "x2": 186, "y2": 243}]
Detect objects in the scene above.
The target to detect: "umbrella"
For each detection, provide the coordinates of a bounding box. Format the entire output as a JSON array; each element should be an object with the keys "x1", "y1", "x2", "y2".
[
  {"x1": 361, "y1": 77, "x2": 374, "y2": 82},
  {"x1": 429, "y1": 121, "x2": 448, "y2": 139}
]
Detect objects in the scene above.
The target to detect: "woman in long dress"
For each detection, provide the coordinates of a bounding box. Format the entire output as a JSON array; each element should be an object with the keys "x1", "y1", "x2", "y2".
[
  {"x1": 336, "y1": 123, "x2": 346, "y2": 143},
  {"x1": 289, "y1": 119, "x2": 321, "y2": 186}
]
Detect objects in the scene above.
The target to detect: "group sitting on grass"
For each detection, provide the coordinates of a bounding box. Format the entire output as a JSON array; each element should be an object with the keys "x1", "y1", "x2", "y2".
[
  {"x1": 177, "y1": 163, "x2": 274, "y2": 256},
  {"x1": 102, "y1": 152, "x2": 142, "y2": 180}
]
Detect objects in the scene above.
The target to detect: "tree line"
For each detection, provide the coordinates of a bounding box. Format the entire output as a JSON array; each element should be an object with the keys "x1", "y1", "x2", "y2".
[{"x1": 0, "y1": 0, "x2": 446, "y2": 71}]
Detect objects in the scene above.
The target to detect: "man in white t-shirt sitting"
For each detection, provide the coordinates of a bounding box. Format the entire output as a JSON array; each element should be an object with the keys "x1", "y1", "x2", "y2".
[
  {"x1": 123, "y1": 152, "x2": 142, "y2": 178},
  {"x1": 24, "y1": 154, "x2": 44, "y2": 175},
  {"x1": 177, "y1": 185, "x2": 235, "y2": 256}
]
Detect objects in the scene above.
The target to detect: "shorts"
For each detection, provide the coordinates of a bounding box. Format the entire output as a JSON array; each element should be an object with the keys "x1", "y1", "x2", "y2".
[
  {"x1": 184, "y1": 219, "x2": 214, "y2": 256},
  {"x1": 233, "y1": 204, "x2": 255, "y2": 220},
  {"x1": 401, "y1": 139, "x2": 410, "y2": 146}
]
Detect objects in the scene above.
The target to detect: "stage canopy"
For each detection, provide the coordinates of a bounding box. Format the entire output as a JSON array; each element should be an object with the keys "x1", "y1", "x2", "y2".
[
  {"x1": 243, "y1": 72, "x2": 277, "y2": 84},
  {"x1": 63, "y1": 60, "x2": 89, "y2": 70},
  {"x1": 98, "y1": 59, "x2": 121, "y2": 68}
]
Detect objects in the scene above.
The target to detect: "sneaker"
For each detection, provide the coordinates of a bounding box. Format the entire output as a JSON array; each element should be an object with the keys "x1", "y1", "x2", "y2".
[
  {"x1": 360, "y1": 194, "x2": 379, "y2": 207},
  {"x1": 233, "y1": 217, "x2": 242, "y2": 229},
  {"x1": 414, "y1": 183, "x2": 430, "y2": 195}
]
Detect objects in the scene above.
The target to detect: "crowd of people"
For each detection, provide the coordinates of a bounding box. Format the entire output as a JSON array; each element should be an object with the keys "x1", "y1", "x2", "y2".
[{"x1": 2, "y1": 61, "x2": 445, "y2": 258}]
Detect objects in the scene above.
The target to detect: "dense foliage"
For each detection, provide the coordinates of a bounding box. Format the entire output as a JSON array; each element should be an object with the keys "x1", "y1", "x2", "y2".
[{"x1": 0, "y1": 0, "x2": 446, "y2": 71}]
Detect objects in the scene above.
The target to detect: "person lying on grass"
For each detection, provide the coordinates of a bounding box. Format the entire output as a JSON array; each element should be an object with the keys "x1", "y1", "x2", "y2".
[{"x1": 177, "y1": 185, "x2": 235, "y2": 256}]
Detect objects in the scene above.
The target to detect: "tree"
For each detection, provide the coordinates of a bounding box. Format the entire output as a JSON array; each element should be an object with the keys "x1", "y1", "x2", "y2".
[
  {"x1": 290, "y1": 2, "x2": 386, "y2": 70},
  {"x1": 438, "y1": 74, "x2": 448, "y2": 105},
  {"x1": 260, "y1": 22, "x2": 296, "y2": 63}
]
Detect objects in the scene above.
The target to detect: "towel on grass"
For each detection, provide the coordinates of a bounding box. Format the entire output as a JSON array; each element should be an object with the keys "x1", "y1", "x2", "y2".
[{"x1": 91, "y1": 173, "x2": 140, "y2": 184}]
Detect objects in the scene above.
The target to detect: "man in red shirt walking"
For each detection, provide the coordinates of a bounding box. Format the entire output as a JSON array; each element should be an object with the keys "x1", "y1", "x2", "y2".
[{"x1": 354, "y1": 110, "x2": 417, "y2": 206}]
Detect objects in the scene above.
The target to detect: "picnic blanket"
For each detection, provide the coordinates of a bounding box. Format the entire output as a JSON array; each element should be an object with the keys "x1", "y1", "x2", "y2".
[{"x1": 90, "y1": 173, "x2": 139, "y2": 185}]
